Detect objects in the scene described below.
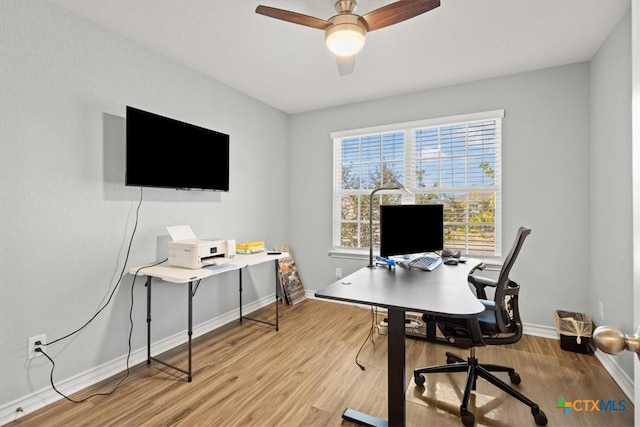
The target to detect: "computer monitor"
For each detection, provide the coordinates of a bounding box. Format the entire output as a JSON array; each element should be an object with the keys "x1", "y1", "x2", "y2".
[{"x1": 379, "y1": 204, "x2": 444, "y2": 258}]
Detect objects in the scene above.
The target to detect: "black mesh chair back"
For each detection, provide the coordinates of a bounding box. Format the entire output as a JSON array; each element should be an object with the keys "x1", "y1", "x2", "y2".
[
  {"x1": 497, "y1": 226, "x2": 531, "y2": 291},
  {"x1": 486, "y1": 226, "x2": 531, "y2": 341}
]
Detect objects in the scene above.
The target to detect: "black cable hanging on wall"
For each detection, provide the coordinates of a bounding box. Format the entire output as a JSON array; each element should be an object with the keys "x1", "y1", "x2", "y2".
[{"x1": 35, "y1": 187, "x2": 165, "y2": 402}]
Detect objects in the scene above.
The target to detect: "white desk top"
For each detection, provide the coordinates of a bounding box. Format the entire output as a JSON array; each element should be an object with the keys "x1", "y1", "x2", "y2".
[{"x1": 130, "y1": 252, "x2": 289, "y2": 283}]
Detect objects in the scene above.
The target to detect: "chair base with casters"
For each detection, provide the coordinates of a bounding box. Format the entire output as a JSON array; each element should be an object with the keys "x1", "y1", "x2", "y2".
[{"x1": 413, "y1": 347, "x2": 547, "y2": 426}]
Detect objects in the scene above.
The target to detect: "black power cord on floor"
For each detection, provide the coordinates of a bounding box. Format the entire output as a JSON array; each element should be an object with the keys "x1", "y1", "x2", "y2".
[
  {"x1": 355, "y1": 306, "x2": 378, "y2": 371},
  {"x1": 37, "y1": 259, "x2": 166, "y2": 403}
]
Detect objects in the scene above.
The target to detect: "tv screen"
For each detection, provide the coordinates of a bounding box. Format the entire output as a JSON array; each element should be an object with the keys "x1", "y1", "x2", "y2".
[
  {"x1": 125, "y1": 106, "x2": 229, "y2": 191},
  {"x1": 379, "y1": 204, "x2": 444, "y2": 258}
]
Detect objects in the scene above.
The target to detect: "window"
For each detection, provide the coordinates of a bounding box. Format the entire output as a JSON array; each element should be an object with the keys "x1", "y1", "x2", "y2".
[{"x1": 332, "y1": 110, "x2": 503, "y2": 258}]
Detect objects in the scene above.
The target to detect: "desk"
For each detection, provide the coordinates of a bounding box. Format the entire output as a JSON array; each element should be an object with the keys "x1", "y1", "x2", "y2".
[
  {"x1": 315, "y1": 260, "x2": 484, "y2": 427},
  {"x1": 130, "y1": 252, "x2": 288, "y2": 382}
]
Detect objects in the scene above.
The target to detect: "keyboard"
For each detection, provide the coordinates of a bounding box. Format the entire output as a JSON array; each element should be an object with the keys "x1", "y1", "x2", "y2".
[{"x1": 407, "y1": 255, "x2": 443, "y2": 271}]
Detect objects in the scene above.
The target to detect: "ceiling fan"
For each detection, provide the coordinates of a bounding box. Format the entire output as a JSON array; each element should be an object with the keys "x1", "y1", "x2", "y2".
[{"x1": 256, "y1": 0, "x2": 441, "y2": 76}]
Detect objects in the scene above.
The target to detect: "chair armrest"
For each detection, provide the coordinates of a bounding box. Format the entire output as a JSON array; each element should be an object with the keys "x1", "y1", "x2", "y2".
[
  {"x1": 481, "y1": 300, "x2": 497, "y2": 311},
  {"x1": 468, "y1": 274, "x2": 497, "y2": 299},
  {"x1": 467, "y1": 262, "x2": 485, "y2": 275}
]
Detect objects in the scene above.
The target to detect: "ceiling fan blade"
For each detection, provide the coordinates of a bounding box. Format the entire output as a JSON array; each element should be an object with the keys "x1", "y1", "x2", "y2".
[
  {"x1": 255, "y1": 5, "x2": 332, "y2": 30},
  {"x1": 361, "y1": 0, "x2": 440, "y2": 32},
  {"x1": 337, "y1": 55, "x2": 356, "y2": 76}
]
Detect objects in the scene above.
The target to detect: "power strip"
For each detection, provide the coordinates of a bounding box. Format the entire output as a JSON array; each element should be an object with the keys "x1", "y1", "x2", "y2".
[
  {"x1": 376, "y1": 312, "x2": 424, "y2": 335},
  {"x1": 378, "y1": 319, "x2": 422, "y2": 329}
]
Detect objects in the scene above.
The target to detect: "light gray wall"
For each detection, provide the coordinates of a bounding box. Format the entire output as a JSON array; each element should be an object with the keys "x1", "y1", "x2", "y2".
[
  {"x1": 0, "y1": 1, "x2": 289, "y2": 405},
  {"x1": 290, "y1": 63, "x2": 592, "y2": 328},
  {"x1": 1, "y1": 0, "x2": 634, "y2": 414},
  {"x1": 288, "y1": 9, "x2": 634, "y2": 383},
  {"x1": 589, "y1": 11, "x2": 634, "y2": 378}
]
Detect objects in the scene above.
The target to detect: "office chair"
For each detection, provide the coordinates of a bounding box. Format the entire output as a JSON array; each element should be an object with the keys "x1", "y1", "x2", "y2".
[
  {"x1": 467, "y1": 227, "x2": 530, "y2": 300},
  {"x1": 413, "y1": 226, "x2": 548, "y2": 426}
]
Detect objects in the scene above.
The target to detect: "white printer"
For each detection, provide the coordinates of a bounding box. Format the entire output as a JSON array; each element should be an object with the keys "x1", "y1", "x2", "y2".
[
  {"x1": 168, "y1": 239, "x2": 236, "y2": 269},
  {"x1": 166, "y1": 226, "x2": 236, "y2": 269}
]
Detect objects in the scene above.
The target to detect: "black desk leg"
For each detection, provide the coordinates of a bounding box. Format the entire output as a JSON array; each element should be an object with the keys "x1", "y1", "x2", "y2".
[
  {"x1": 239, "y1": 264, "x2": 279, "y2": 331},
  {"x1": 342, "y1": 307, "x2": 406, "y2": 427},
  {"x1": 146, "y1": 277, "x2": 194, "y2": 382},
  {"x1": 146, "y1": 276, "x2": 152, "y2": 364},
  {"x1": 187, "y1": 281, "x2": 193, "y2": 382},
  {"x1": 239, "y1": 269, "x2": 243, "y2": 323},
  {"x1": 274, "y1": 259, "x2": 279, "y2": 331},
  {"x1": 387, "y1": 307, "x2": 406, "y2": 426}
]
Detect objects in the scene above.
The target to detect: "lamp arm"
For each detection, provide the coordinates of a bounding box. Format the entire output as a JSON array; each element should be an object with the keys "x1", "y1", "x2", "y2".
[{"x1": 368, "y1": 186, "x2": 404, "y2": 268}]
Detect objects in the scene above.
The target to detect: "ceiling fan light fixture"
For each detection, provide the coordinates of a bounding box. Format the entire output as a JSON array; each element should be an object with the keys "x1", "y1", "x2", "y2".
[
  {"x1": 256, "y1": 0, "x2": 441, "y2": 74},
  {"x1": 325, "y1": 16, "x2": 366, "y2": 56}
]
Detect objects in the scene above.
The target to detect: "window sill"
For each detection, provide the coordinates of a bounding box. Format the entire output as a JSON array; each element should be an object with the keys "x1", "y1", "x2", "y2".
[
  {"x1": 328, "y1": 248, "x2": 503, "y2": 269},
  {"x1": 328, "y1": 248, "x2": 370, "y2": 261}
]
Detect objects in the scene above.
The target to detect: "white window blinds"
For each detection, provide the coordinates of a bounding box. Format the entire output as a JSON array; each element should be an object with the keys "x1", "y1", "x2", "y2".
[{"x1": 332, "y1": 110, "x2": 504, "y2": 258}]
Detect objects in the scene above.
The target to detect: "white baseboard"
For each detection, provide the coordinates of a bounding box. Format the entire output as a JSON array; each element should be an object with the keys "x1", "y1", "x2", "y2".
[
  {"x1": 594, "y1": 350, "x2": 635, "y2": 402},
  {"x1": 522, "y1": 322, "x2": 558, "y2": 339},
  {"x1": 0, "y1": 294, "x2": 275, "y2": 426}
]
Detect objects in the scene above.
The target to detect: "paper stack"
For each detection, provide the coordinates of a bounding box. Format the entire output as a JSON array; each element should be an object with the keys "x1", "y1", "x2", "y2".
[{"x1": 236, "y1": 241, "x2": 266, "y2": 254}]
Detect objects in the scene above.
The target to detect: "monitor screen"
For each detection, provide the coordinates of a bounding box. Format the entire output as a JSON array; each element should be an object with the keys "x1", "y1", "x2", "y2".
[
  {"x1": 126, "y1": 106, "x2": 229, "y2": 191},
  {"x1": 379, "y1": 204, "x2": 444, "y2": 258}
]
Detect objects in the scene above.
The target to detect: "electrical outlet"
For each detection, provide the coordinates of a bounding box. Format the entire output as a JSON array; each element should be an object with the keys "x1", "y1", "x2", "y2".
[
  {"x1": 335, "y1": 268, "x2": 342, "y2": 279},
  {"x1": 28, "y1": 334, "x2": 46, "y2": 359},
  {"x1": 599, "y1": 302, "x2": 604, "y2": 321}
]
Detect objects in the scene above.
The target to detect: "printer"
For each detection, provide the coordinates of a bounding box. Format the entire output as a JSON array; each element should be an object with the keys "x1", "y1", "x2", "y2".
[
  {"x1": 166, "y1": 225, "x2": 236, "y2": 269},
  {"x1": 168, "y1": 238, "x2": 236, "y2": 269}
]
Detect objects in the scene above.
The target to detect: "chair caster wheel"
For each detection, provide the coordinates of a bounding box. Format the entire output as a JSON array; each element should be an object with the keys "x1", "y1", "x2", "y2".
[
  {"x1": 532, "y1": 408, "x2": 548, "y2": 426},
  {"x1": 414, "y1": 374, "x2": 425, "y2": 387},
  {"x1": 509, "y1": 372, "x2": 521, "y2": 384},
  {"x1": 461, "y1": 410, "x2": 474, "y2": 426}
]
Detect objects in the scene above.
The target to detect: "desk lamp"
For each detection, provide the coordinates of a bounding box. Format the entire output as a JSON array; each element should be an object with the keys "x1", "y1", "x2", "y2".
[{"x1": 368, "y1": 181, "x2": 412, "y2": 268}]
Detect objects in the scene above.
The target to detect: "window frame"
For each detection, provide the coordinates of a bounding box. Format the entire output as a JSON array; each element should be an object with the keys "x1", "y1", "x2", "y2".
[{"x1": 330, "y1": 110, "x2": 504, "y2": 260}]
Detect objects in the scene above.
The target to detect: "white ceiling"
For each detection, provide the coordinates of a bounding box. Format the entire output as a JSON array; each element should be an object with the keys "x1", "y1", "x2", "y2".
[{"x1": 52, "y1": 0, "x2": 630, "y2": 114}]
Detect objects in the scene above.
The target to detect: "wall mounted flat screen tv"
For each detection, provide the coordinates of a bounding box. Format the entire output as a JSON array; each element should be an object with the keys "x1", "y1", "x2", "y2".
[
  {"x1": 126, "y1": 106, "x2": 229, "y2": 191},
  {"x1": 379, "y1": 204, "x2": 444, "y2": 258}
]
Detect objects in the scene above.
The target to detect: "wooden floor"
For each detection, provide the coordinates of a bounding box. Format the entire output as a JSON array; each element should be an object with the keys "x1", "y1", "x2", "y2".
[{"x1": 10, "y1": 299, "x2": 634, "y2": 426}]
